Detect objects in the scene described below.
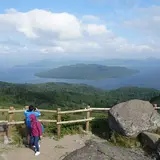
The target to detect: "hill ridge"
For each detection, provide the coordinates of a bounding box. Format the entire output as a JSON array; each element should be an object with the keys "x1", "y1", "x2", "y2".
[{"x1": 35, "y1": 63, "x2": 138, "y2": 80}]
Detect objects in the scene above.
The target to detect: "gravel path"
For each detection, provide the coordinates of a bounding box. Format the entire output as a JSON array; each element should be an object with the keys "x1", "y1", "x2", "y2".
[{"x1": 0, "y1": 135, "x2": 90, "y2": 160}]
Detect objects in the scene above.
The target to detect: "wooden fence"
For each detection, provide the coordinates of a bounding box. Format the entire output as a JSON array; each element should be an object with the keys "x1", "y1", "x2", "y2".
[
  {"x1": 0, "y1": 106, "x2": 110, "y2": 137},
  {"x1": 0, "y1": 105, "x2": 159, "y2": 137}
]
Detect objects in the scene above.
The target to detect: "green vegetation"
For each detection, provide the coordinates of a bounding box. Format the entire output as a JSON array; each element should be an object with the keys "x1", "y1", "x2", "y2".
[
  {"x1": 0, "y1": 81, "x2": 160, "y2": 148},
  {"x1": 0, "y1": 81, "x2": 159, "y2": 110},
  {"x1": 150, "y1": 95, "x2": 160, "y2": 106},
  {"x1": 91, "y1": 117, "x2": 141, "y2": 148},
  {"x1": 35, "y1": 64, "x2": 138, "y2": 80},
  {"x1": 109, "y1": 132, "x2": 141, "y2": 148}
]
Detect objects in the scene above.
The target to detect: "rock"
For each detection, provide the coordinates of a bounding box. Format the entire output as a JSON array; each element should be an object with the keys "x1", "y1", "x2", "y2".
[
  {"x1": 108, "y1": 99, "x2": 160, "y2": 137},
  {"x1": 0, "y1": 153, "x2": 7, "y2": 160},
  {"x1": 140, "y1": 132, "x2": 160, "y2": 150},
  {"x1": 3, "y1": 135, "x2": 9, "y2": 145},
  {"x1": 62, "y1": 140, "x2": 152, "y2": 160},
  {"x1": 155, "y1": 139, "x2": 160, "y2": 159}
]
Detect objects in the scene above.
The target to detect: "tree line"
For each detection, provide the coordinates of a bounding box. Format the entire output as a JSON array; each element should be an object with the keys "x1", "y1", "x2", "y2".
[{"x1": 0, "y1": 81, "x2": 159, "y2": 109}]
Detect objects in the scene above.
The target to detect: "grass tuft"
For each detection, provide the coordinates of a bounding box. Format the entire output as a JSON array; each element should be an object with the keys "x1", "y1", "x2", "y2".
[{"x1": 109, "y1": 131, "x2": 141, "y2": 148}]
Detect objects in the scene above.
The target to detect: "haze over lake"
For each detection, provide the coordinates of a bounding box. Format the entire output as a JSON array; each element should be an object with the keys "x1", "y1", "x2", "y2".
[{"x1": 0, "y1": 65, "x2": 159, "y2": 90}]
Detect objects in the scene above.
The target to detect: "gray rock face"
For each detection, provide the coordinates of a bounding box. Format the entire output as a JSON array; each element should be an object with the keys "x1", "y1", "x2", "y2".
[
  {"x1": 62, "y1": 140, "x2": 152, "y2": 160},
  {"x1": 140, "y1": 132, "x2": 160, "y2": 150},
  {"x1": 108, "y1": 100, "x2": 160, "y2": 137},
  {"x1": 139, "y1": 133, "x2": 160, "y2": 159},
  {"x1": 155, "y1": 140, "x2": 160, "y2": 159}
]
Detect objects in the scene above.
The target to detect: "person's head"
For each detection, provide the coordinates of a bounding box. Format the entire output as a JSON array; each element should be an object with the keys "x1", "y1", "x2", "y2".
[{"x1": 29, "y1": 105, "x2": 34, "y2": 112}]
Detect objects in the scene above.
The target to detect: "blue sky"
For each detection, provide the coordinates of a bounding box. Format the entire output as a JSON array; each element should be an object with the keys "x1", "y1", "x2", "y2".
[
  {"x1": 0, "y1": 0, "x2": 160, "y2": 66},
  {"x1": 0, "y1": 0, "x2": 158, "y2": 12}
]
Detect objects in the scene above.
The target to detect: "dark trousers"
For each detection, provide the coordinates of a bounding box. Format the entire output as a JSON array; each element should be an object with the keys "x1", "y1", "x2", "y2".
[
  {"x1": 26, "y1": 127, "x2": 32, "y2": 146},
  {"x1": 30, "y1": 136, "x2": 40, "y2": 152}
]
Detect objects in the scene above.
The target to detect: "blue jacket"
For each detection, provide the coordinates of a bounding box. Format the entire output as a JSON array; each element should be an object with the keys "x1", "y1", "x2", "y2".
[{"x1": 24, "y1": 110, "x2": 41, "y2": 128}]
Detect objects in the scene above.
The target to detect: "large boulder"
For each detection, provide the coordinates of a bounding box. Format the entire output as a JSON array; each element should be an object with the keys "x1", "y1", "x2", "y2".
[
  {"x1": 62, "y1": 140, "x2": 152, "y2": 160},
  {"x1": 108, "y1": 99, "x2": 160, "y2": 137}
]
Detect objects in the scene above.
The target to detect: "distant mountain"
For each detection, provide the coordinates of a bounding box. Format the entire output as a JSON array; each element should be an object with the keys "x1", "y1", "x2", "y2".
[
  {"x1": 98, "y1": 58, "x2": 160, "y2": 66},
  {"x1": 14, "y1": 59, "x2": 97, "y2": 68},
  {"x1": 35, "y1": 64, "x2": 138, "y2": 80},
  {"x1": 14, "y1": 57, "x2": 160, "y2": 69},
  {"x1": 14, "y1": 59, "x2": 62, "y2": 68}
]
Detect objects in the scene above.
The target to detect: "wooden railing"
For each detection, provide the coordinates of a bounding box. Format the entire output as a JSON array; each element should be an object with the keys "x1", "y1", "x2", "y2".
[
  {"x1": 0, "y1": 105, "x2": 159, "y2": 137},
  {"x1": 0, "y1": 106, "x2": 110, "y2": 137}
]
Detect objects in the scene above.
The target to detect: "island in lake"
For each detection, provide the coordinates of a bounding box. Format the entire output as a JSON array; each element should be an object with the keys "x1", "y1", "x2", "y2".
[{"x1": 35, "y1": 64, "x2": 138, "y2": 80}]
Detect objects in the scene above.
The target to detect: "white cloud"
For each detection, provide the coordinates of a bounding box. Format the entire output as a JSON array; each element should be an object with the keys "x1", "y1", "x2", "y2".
[
  {"x1": 0, "y1": 8, "x2": 158, "y2": 61},
  {"x1": 83, "y1": 24, "x2": 108, "y2": 36},
  {"x1": 0, "y1": 9, "x2": 82, "y2": 39}
]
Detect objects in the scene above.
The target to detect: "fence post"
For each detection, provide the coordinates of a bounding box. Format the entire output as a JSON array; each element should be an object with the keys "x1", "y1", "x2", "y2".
[
  {"x1": 86, "y1": 106, "x2": 91, "y2": 132},
  {"x1": 25, "y1": 106, "x2": 29, "y2": 110},
  {"x1": 8, "y1": 106, "x2": 15, "y2": 137},
  {"x1": 57, "y1": 108, "x2": 61, "y2": 138}
]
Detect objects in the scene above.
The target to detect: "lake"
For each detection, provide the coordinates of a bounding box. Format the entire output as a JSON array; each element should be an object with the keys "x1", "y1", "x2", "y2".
[{"x1": 0, "y1": 66, "x2": 159, "y2": 90}]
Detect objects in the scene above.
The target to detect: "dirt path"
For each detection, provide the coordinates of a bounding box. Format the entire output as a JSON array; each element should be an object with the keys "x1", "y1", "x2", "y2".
[{"x1": 0, "y1": 134, "x2": 92, "y2": 160}]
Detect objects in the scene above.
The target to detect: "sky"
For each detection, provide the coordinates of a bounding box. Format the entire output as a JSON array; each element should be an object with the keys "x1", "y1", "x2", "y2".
[{"x1": 0, "y1": 0, "x2": 160, "y2": 66}]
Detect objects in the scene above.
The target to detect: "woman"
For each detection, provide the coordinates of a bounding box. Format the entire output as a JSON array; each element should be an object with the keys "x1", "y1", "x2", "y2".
[{"x1": 24, "y1": 105, "x2": 41, "y2": 147}]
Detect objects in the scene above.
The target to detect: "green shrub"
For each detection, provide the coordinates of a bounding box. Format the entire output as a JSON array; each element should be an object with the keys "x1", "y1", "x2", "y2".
[
  {"x1": 44, "y1": 113, "x2": 84, "y2": 138},
  {"x1": 61, "y1": 124, "x2": 83, "y2": 137},
  {"x1": 91, "y1": 115, "x2": 141, "y2": 148},
  {"x1": 109, "y1": 131, "x2": 141, "y2": 148},
  {"x1": 10, "y1": 126, "x2": 24, "y2": 146},
  {"x1": 44, "y1": 123, "x2": 57, "y2": 136},
  {"x1": 61, "y1": 114, "x2": 84, "y2": 136},
  {"x1": 91, "y1": 118, "x2": 111, "y2": 139}
]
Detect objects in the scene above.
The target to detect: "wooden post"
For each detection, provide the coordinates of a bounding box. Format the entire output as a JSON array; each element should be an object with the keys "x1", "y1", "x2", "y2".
[
  {"x1": 8, "y1": 106, "x2": 15, "y2": 137},
  {"x1": 57, "y1": 108, "x2": 61, "y2": 138},
  {"x1": 25, "y1": 106, "x2": 29, "y2": 110},
  {"x1": 86, "y1": 106, "x2": 90, "y2": 132}
]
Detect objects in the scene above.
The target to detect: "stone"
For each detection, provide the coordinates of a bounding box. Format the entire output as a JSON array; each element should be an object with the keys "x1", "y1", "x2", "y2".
[
  {"x1": 0, "y1": 153, "x2": 7, "y2": 160},
  {"x1": 140, "y1": 132, "x2": 160, "y2": 149},
  {"x1": 108, "y1": 99, "x2": 160, "y2": 137},
  {"x1": 3, "y1": 135, "x2": 9, "y2": 145},
  {"x1": 62, "y1": 140, "x2": 152, "y2": 160}
]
